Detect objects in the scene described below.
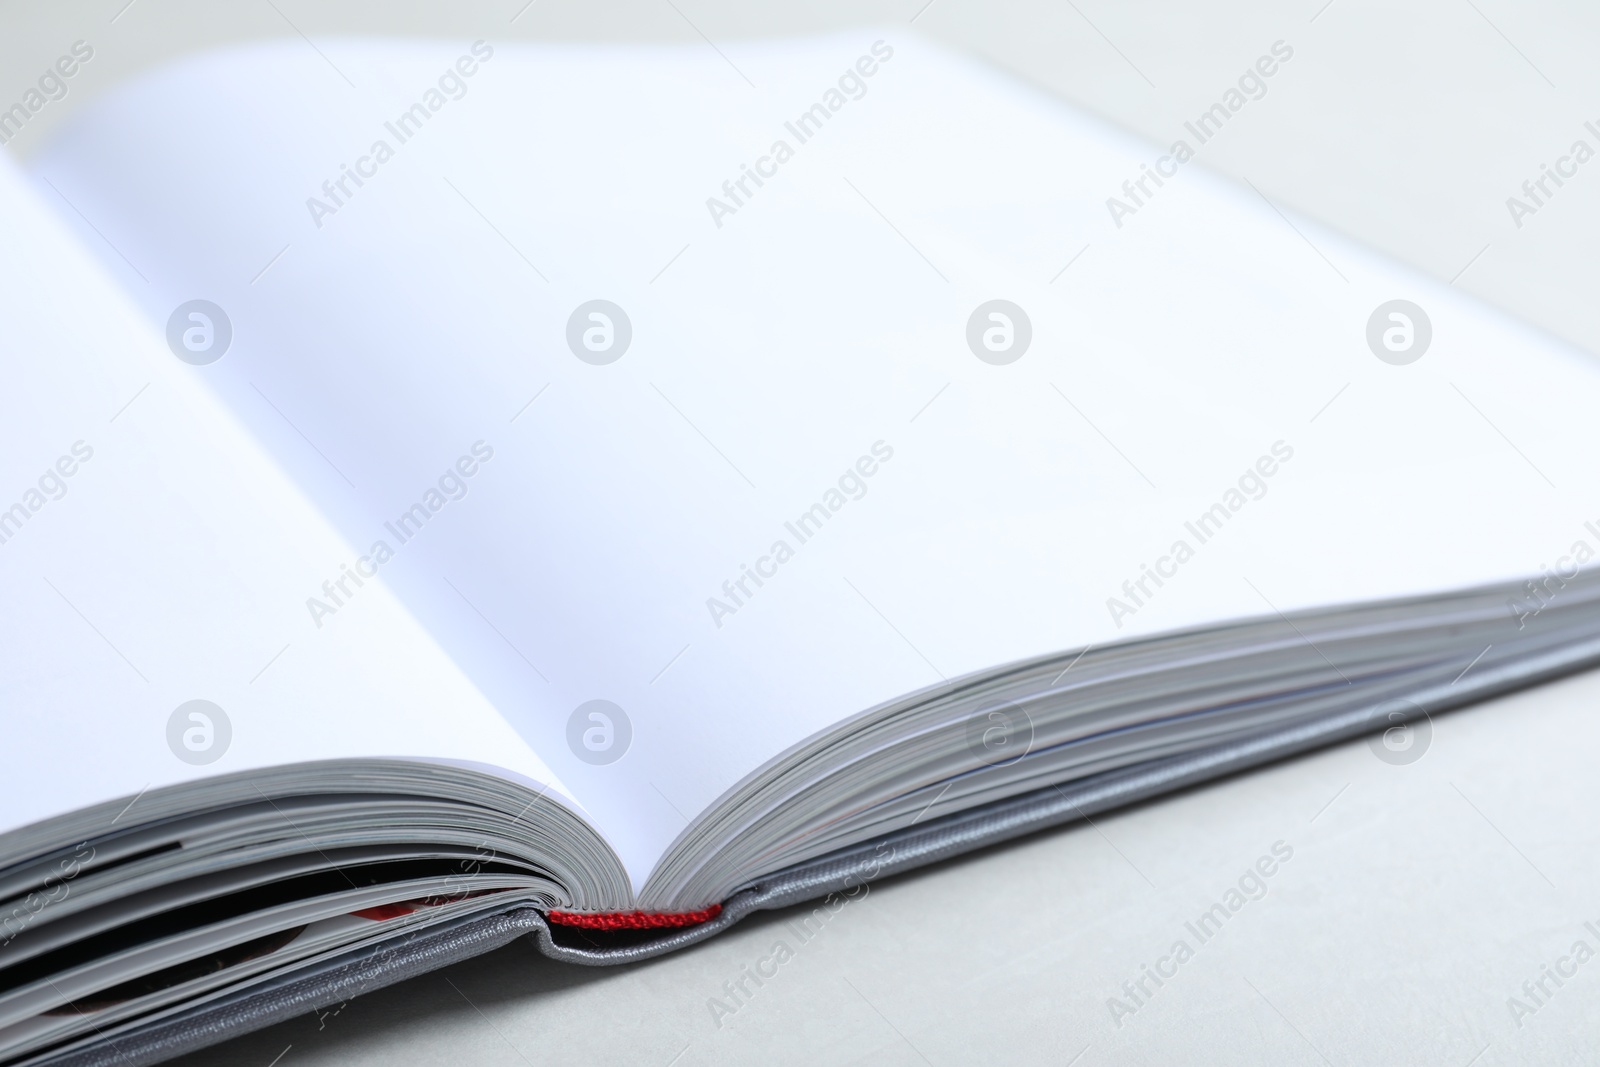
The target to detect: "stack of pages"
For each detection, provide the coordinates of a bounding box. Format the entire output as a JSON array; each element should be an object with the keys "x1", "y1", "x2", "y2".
[{"x1": 3, "y1": 31, "x2": 1599, "y2": 1067}]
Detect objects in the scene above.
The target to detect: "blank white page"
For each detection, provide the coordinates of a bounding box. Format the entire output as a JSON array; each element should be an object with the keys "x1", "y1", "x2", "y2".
[
  {"x1": 0, "y1": 152, "x2": 578, "y2": 845},
  {"x1": 29, "y1": 33, "x2": 1600, "y2": 887}
]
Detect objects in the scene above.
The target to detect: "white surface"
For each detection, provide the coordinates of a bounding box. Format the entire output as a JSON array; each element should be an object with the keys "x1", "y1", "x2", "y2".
[{"x1": 4, "y1": 1, "x2": 1599, "y2": 1063}]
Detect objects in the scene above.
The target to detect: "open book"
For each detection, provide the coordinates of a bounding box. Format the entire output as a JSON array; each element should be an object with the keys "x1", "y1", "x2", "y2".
[{"x1": 5, "y1": 30, "x2": 1600, "y2": 1067}]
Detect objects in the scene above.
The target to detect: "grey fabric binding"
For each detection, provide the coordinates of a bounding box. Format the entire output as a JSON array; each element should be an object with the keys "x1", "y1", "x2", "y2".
[{"x1": 21, "y1": 629, "x2": 1600, "y2": 1066}]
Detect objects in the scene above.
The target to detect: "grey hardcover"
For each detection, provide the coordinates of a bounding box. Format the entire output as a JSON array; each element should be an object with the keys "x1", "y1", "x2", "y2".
[{"x1": 21, "y1": 610, "x2": 1600, "y2": 1067}]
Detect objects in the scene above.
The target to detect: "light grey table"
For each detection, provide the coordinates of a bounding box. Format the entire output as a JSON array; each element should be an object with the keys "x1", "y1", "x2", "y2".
[{"x1": 6, "y1": 2, "x2": 1599, "y2": 1062}]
